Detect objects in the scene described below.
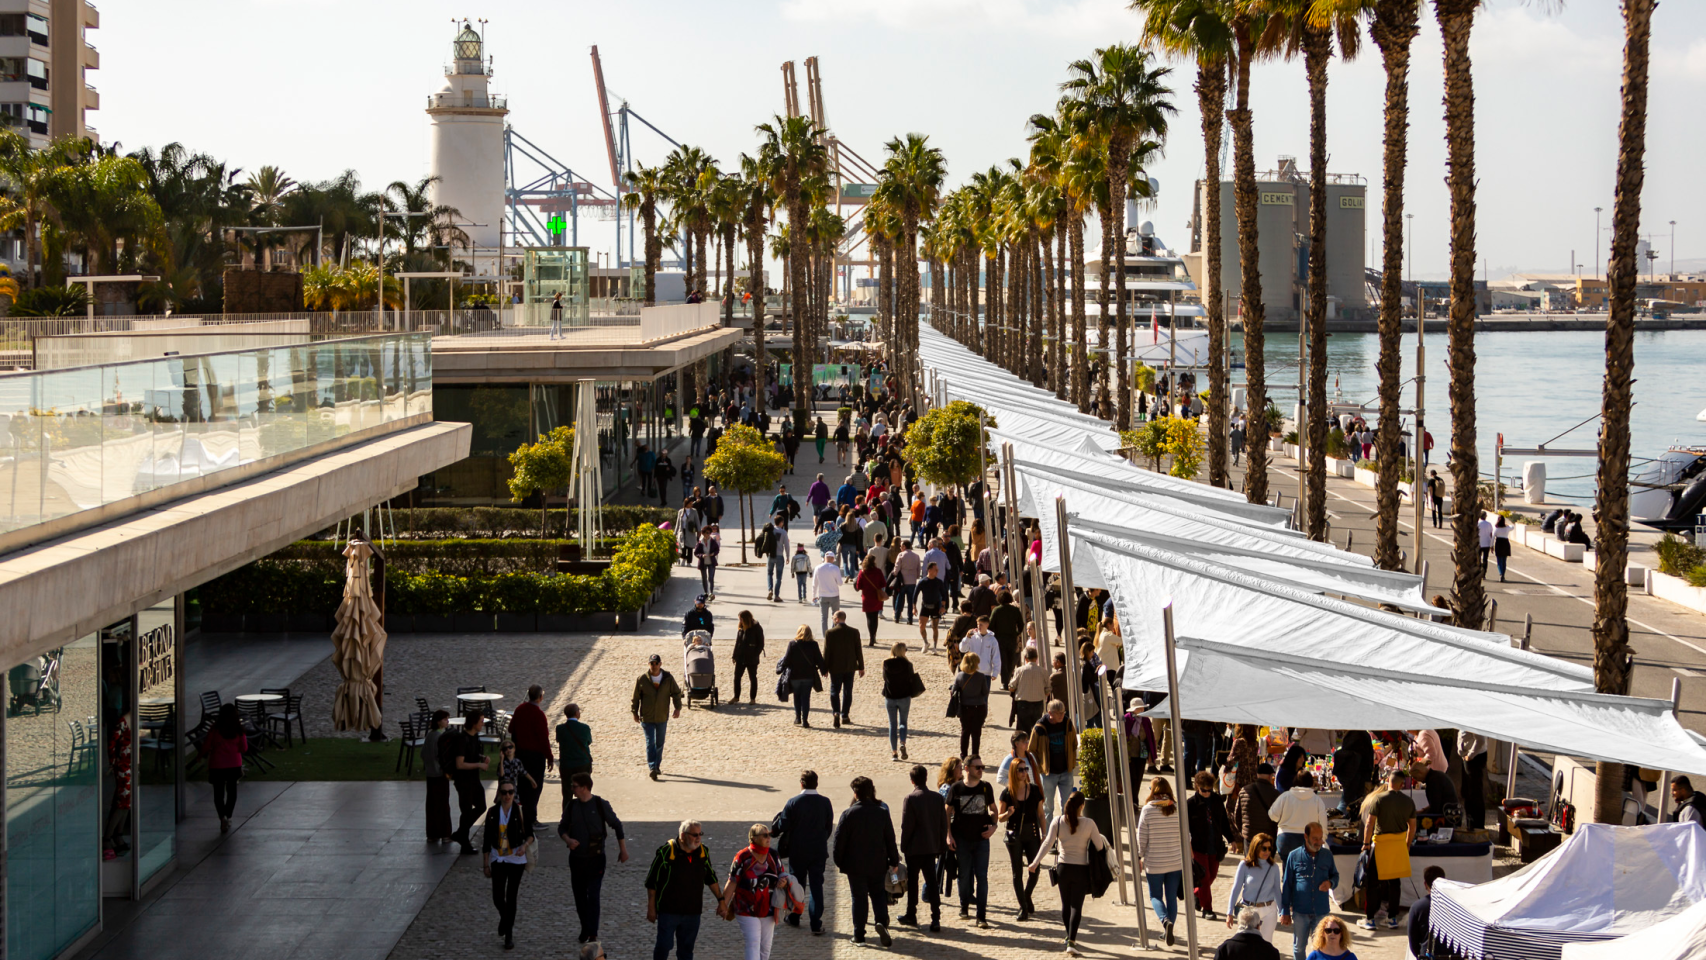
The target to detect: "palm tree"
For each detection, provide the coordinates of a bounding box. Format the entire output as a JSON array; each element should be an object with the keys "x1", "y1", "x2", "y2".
[
  {"x1": 246, "y1": 164, "x2": 296, "y2": 270},
  {"x1": 1436, "y1": 0, "x2": 1483, "y2": 629},
  {"x1": 1366, "y1": 0, "x2": 1422, "y2": 571},
  {"x1": 0, "y1": 131, "x2": 78, "y2": 288},
  {"x1": 387, "y1": 175, "x2": 467, "y2": 260},
  {"x1": 879, "y1": 133, "x2": 949, "y2": 399},
  {"x1": 1591, "y1": 0, "x2": 1655, "y2": 825},
  {"x1": 1064, "y1": 45, "x2": 1175, "y2": 431},
  {"x1": 737, "y1": 153, "x2": 774, "y2": 399},
  {"x1": 1027, "y1": 114, "x2": 1073, "y2": 399},
  {"x1": 1135, "y1": 0, "x2": 1235, "y2": 486},
  {"x1": 756, "y1": 115, "x2": 829, "y2": 431},
  {"x1": 1058, "y1": 111, "x2": 1101, "y2": 413},
  {"x1": 622, "y1": 165, "x2": 666, "y2": 305},
  {"x1": 1227, "y1": 2, "x2": 1272, "y2": 504},
  {"x1": 661, "y1": 146, "x2": 716, "y2": 298},
  {"x1": 51, "y1": 153, "x2": 165, "y2": 275}
]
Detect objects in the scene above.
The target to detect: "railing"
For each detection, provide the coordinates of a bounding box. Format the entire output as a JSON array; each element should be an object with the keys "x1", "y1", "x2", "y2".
[
  {"x1": 639, "y1": 302, "x2": 721, "y2": 343},
  {"x1": 0, "y1": 333, "x2": 432, "y2": 537},
  {"x1": 425, "y1": 93, "x2": 507, "y2": 110}
]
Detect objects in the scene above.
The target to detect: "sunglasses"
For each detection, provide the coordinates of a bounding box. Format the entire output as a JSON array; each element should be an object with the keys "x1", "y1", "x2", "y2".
[
  {"x1": 685, "y1": 832, "x2": 704, "y2": 838},
  {"x1": 1323, "y1": 927, "x2": 1344, "y2": 935},
  {"x1": 499, "y1": 789, "x2": 515, "y2": 795}
]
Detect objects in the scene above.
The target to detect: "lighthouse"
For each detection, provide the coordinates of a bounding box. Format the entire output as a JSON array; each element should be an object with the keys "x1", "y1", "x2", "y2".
[{"x1": 427, "y1": 22, "x2": 507, "y2": 272}]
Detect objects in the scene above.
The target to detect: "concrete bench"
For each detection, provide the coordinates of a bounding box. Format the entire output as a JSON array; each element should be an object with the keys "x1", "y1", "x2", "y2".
[{"x1": 1542, "y1": 538, "x2": 1586, "y2": 562}]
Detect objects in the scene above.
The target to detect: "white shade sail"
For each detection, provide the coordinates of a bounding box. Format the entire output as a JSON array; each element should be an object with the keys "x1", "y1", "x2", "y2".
[{"x1": 1562, "y1": 900, "x2": 1706, "y2": 960}]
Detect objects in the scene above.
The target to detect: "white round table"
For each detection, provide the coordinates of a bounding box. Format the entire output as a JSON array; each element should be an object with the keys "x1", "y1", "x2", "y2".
[
  {"x1": 234, "y1": 693, "x2": 283, "y2": 704},
  {"x1": 458, "y1": 692, "x2": 503, "y2": 703}
]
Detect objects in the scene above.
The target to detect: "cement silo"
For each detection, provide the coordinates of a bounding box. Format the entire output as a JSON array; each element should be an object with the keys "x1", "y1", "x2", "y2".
[{"x1": 427, "y1": 22, "x2": 508, "y2": 270}]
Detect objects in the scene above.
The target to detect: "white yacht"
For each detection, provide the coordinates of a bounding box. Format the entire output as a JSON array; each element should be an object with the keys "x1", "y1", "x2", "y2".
[{"x1": 1630, "y1": 406, "x2": 1706, "y2": 530}]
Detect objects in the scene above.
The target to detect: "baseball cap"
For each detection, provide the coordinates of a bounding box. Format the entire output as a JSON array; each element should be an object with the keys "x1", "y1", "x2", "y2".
[
  {"x1": 695, "y1": 594, "x2": 707, "y2": 604},
  {"x1": 648, "y1": 654, "x2": 662, "y2": 664}
]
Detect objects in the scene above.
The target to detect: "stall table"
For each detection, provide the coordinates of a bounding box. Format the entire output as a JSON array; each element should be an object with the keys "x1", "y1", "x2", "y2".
[{"x1": 1328, "y1": 838, "x2": 1493, "y2": 909}]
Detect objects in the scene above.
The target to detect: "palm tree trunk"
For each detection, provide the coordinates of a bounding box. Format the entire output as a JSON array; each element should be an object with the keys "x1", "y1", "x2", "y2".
[
  {"x1": 1200, "y1": 60, "x2": 1230, "y2": 489},
  {"x1": 1096, "y1": 209, "x2": 1113, "y2": 419},
  {"x1": 1033, "y1": 232, "x2": 1046, "y2": 388},
  {"x1": 1592, "y1": 0, "x2": 1654, "y2": 825},
  {"x1": 1054, "y1": 218, "x2": 1068, "y2": 399},
  {"x1": 1438, "y1": 0, "x2": 1484, "y2": 630},
  {"x1": 1042, "y1": 226, "x2": 1058, "y2": 393},
  {"x1": 696, "y1": 226, "x2": 709, "y2": 301},
  {"x1": 1304, "y1": 27, "x2": 1332, "y2": 541},
  {"x1": 643, "y1": 203, "x2": 658, "y2": 305},
  {"x1": 788, "y1": 191, "x2": 810, "y2": 432},
  {"x1": 1072, "y1": 215, "x2": 1088, "y2": 412},
  {"x1": 747, "y1": 216, "x2": 767, "y2": 402},
  {"x1": 1110, "y1": 144, "x2": 1132, "y2": 431},
  {"x1": 1373, "y1": 0, "x2": 1420, "y2": 571},
  {"x1": 1230, "y1": 31, "x2": 1269, "y2": 504}
]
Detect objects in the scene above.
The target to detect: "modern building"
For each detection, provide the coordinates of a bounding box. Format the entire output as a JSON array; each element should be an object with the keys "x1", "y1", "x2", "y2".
[
  {"x1": 1188, "y1": 157, "x2": 1367, "y2": 324},
  {"x1": 0, "y1": 0, "x2": 97, "y2": 146},
  {"x1": 0, "y1": 330, "x2": 469, "y2": 960},
  {"x1": 426, "y1": 22, "x2": 507, "y2": 274}
]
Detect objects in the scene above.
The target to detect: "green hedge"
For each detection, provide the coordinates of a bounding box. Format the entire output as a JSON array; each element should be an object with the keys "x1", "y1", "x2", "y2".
[
  {"x1": 200, "y1": 524, "x2": 678, "y2": 616},
  {"x1": 270, "y1": 538, "x2": 625, "y2": 577},
  {"x1": 355, "y1": 506, "x2": 674, "y2": 540}
]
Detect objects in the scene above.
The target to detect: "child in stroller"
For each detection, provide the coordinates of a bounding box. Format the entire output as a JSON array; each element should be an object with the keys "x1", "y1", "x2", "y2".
[{"x1": 683, "y1": 630, "x2": 718, "y2": 708}]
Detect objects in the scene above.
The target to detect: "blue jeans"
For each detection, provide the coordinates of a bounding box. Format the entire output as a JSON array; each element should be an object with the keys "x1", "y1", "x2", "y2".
[
  {"x1": 789, "y1": 856, "x2": 826, "y2": 930},
  {"x1": 955, "y1": 836, "x2": 990, "y2": 921},
  {"x1": 891, "y1": 582, "x2": 916, "y2": 621},
  {"x1": 767, "y1": 556, "x2": 786, "y2": 596},
  {"x1": 642, "y1": 721, "x2": 667, "y2": 772},
  {"x1": 796, "y1": 571, "x2": 808, "y2": 600},
  {"x1": 792, "y1": 679, "x2": 816, "y2": 724},
  {"x1": 1041, "y1": 771, "x2": 1076, "y2": 824},
  {"x1": 1274, "y1": 831, "x2": 1306, "y2": 865},
  {"x1": 840, "y1": 543, "x2": 859, "y2": 578},
  {"x1": 653, "y1": 912, "x2": 701, "y2": 960},
  {"x1": 1146, "y1": 869, "x2": 1182, "y2": 926},
  {"x1": 830, "y1": 672, "x2": 855, "y2": 718},
  {"x1": 1184, "y1": 725, "x2": 1216, "y2": 775},
  {"x1": 1289, "y1": 912, "x2": 1324, "y2": 960},
  {"x1": 886, "y1": 696, "x2": 911, "y2": 751}
]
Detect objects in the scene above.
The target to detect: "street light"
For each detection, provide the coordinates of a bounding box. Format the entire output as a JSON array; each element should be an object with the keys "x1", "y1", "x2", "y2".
[
  {"x1": 69, "y1": 275, "x2": 160, "y2": 320},
  {"x1": 1671, "y1": 220, "x2": 1677, "y2": 277},
  {"x1": 1594, "y1": 206, "x2": 1602, "y2": 280},
  {"x1": 1405, "y1": 213, "x2": 1414, "y2": 316}
]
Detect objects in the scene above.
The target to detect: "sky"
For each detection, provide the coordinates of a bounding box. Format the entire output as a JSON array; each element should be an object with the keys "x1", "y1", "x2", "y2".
[{"x1": 99, "y1": 0, "x2": 1706, "y2": 280}]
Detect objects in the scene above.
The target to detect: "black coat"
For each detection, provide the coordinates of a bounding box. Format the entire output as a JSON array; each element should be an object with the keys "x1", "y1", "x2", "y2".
[
  {"x1": 833, "y1": 798, "x2": 900, "y2": 878},
  {"x1": 481, "y1": 801, "x2": 534, "y2": 855},
  {"x1": 900, "y1": 787, "x2": 948, "y2": 861},
  {"x1": 683, "y1": 606, "x2": 714, "y2": 638},
  {"x1": 1188, "y1": 790, "x2": 1237, "y2": 858},
  {"x1": 881, "y1": 657, "x2": 918, "y2": 700},
  {"x1": 776, "y1": 790, "x2": 835, "y2": 864},
  {"x1": 780, "y1": 639, "x2": 826, "y2": 678},
  {"x1": 1213, "y1": 931, "x2": 1281, "y2": 960},
  {"x1": 732, "y1": 624, "x2": 765, "y2": 666}
]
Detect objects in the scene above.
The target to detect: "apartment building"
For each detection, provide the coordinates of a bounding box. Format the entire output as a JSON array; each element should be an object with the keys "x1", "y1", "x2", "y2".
[{"x1": 0, "y1": 0, "x2": 98, "y2": 147}]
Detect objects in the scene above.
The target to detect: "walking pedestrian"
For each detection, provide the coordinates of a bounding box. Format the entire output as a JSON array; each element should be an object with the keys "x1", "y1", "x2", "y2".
[
  {"x1": 1028, "y1": 790, "x2": 1108, "y2": 955},
  {"x1": 1305, "y1": 917, "x2": 1358, "y2": 960},
  {"x1": 1494, "y1": 514, "x2": 1512, "y2": 581},
  {"x1": 724, "y1": 824, "x2": 787, "y2": 960},
  {"x1": 646, "y1": 819, "x2": 727, "y2": 960},
  {"x1": 807, "y1": 473, "x2": 832, "y2": 528},
  {"x1": 630, "y1": 654, "x2": 684, "y2": 781},
  {"x1": 881, "y1": 642, "x2": 919, "y2": 761},
  {"x1": 958, "y1": 616, "x2": 1002, "y2": 682},
  {"x1": 1280, "y1": 823, "x2": 1339, "y2": 960},
  {"x1": 682, "y1": 594, "x2": 714, "y2": 639},
  {"x1": 423, "y1": 709, "x2": 453, "y2": 843},
  {"x1": 1225, "y1": 833, "x2": 1283, "y2": 942},
  {"x1": 559, "y1": 772, "x2": 630, "y2": 944},
  {"x1": 953, "y1": 652, "x2": 993, "y2": 760},
  {"x1": 1009, "y1": 648, "x2": 1048, "y2": 736},
  {"x1": 695, "y1": 527, "x2": 720, "y2": 599},
  {"x1": 498, "y1": 742, "x2": 537, "y2": 817},
  {"x1": 1478, "y1": 512, "x2": 1495, "y2": 576},
  {"x1": 814, "y1": 418, "x2": 828, "y2": 464},
  {"x1": 1137, "y1": 776, "x2": 1186, "y2": 946},
  {"x1": 205, "y1": 703, "x2": 247, "y2": 834},
  {"x1": 1028, "y1": 699, "x2": 1078, "y2": 824},
  {"x1": 773, "y1": 770, "x2": 834, "y2": 934},
  {"x1": 556, "y1": 703, "x2": 593, "y2": 798},
  {"x1": 988, "y1": 592, "x2": 1024, "y2": 689},
  {"x1": 510, "y1": 684, "x2": 553, "y2": 820},
  {"x1": 854, "y1": 554, "x2": 886, "y2": 643},
  {"x1": 731, "y1": 611, "x2": 766, "y2": 704},
  {"x1": 822, "y1": 610, "x2": 864, "y2": 728},
  {"x1": 1268, "y1": 771, "x2": 1329, "y2": 863},
  {"x1": 835, "y1": 776, "x2": 902, "y2": 946},
  {"x1": 812, "y1": 550, "x2": 843, "y2": 636},
  {"x1": 999, "y1": 755, "x2": 1045, "y2": 923},
  {"x1": 1217, "y1": 907, "x2": 1284, "y2": 960},
  {"x1": 483, "y1": 779, "x2": 534, "y2": 950},
  {"x1": 890, "y1": 541, "x2": 921, "y2": 624},
  {"x1": 655, "y1": 453, "x2": 676, "y2": 507},
  {"x1": 549, "y1": 291, "x2": 564, "y2": 339},
  {"x1": 447, "y1": 712, "x2": 491, "y2": 854},
  {"x1": 781, "y1": 626, "x2": 827, "y2": 728},
  {"x1": 944, "y1": 753, "x2": 997, "y2": 927},
  {"x1": 1230, "y1": 420, "x2": 1246, "y2": 466},
  {"x1": 916, "y1": 562, "x2": 950, "y2": 651},
  {"x1": 1427, "y1": 470, "x2": 1445, "y2": 528},
  {"x1": 900, "y1": 763, "x2": 948, "y2": 931},
  {"x1": 1189, "y1": 770, "x2": 1239, "y2": 920},
  {"x1": 1357, "y1": 769, "x2": 1415, "y2": 933},
  {"x1": 790, "y1": 543, "x2": 812, "y2": 602},
  {"x1": 757, "y1": 515, "x2": 789, "y2": 602}
]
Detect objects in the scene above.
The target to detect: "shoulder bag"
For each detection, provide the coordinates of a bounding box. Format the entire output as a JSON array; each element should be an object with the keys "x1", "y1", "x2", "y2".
[
  {"x1": 908, "y1": 667, "x2": 926, "y2": 699},
  {"x1": 1087, "y1": 834, "x2": 1115, "y2": 898},
  {"x1": 946, "y1": 679, "x2": 961, "y2": 719}
]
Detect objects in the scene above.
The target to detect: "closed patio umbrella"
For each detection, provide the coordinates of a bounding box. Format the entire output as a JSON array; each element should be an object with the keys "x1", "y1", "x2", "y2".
[{"x1": 331, "y1": 538, "x2": 387, "y2": 732}]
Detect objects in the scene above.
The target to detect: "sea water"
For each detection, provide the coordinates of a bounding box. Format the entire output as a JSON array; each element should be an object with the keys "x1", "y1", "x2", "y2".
[{"x1": 1236, "y1": 328, "x2": 1706, "y2": 504}]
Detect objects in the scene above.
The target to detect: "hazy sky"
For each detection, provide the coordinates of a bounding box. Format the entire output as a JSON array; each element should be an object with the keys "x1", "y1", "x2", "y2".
[{"x1": 101, "y1": 0, "x2": 1705, "y2": 279}]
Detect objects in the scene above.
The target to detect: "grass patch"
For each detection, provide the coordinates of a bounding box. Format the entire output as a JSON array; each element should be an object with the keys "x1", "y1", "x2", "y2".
[{"x1": 197, "y1": 737, "x2": 502, "y2": 782}]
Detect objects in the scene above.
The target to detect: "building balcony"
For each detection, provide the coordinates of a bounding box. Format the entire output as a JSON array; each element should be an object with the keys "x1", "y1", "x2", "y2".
[
  {"x1": 82, "y1": 0, "x2": 98, "y2": 28},
  {"x1": 82, "y1": 83, "x2": 95, "y2": 109},
  {"x1": 81, "y1": 42, "x2": 97, "y2": 69},
  {"x1": 425, "y1": 92, "x2": 505, "y2": 111}
]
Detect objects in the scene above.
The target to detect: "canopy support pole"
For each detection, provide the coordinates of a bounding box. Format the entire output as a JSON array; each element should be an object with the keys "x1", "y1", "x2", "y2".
[
  {"x1": 1505, "y1": 631, "x2": 1531, "y2": 800},
  {"x1": 1660, "y1": 676, "x2": 1683, "y2": 822},
  {"x1": 1055, "y1": 497, "x2": 1085, "y2": 732},
  {"x1": 1097, "y1": 676, "x2": 1134, "y2": 909},
  {"x1": 1161, "y1": 601, "x2": 1199, "y2": 958},
  {"x1": 1001, "y1": 446, "x2": 1025, "y2": 598},
  {"x1": 1105, "y1": 677, "x2": 1150, "y2": 952},
  {"x1": 979, "y1": 413, "x2": 1000, "y2": 580}
]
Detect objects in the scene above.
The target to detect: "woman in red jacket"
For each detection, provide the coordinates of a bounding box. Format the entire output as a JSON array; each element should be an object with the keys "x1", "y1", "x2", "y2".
[{"x1": 854, "y1": 554, "x2": 887, "y2": 645}]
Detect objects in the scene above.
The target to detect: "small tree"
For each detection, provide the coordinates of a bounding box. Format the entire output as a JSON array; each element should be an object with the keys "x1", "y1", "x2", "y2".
[
  {"x1": 1123, "y1": 416, "x2": 1204, "y2": 478},
  {"x1": 507, "y1": 426, "x2": 573, "y2": 537},
  {"x1": 903, "y1": 400, "x2": 994, "y2": 492},
  {"x1": 702, "y1": 423, "x2": 787, "y2": 564},
  {"x1": 1124, "y1": 420, "x2": 1169, "y2": 471}
]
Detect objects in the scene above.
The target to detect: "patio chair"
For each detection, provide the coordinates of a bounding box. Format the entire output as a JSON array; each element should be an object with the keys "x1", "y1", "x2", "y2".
[
  {"x1": 262, "y1": 689, "x2": 304, "y2": 747},
  {"x1": 396, "y1": 715, "x2": 426, "y2": 775}
]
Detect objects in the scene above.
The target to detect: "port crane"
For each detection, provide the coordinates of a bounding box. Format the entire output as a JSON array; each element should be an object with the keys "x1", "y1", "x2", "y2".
[
  {"x1": 592, "y1": 45, "x2": 685, "y2": 270},
  {"x1": 782, "y1": 56, "x2": 883, "y2": 303}
]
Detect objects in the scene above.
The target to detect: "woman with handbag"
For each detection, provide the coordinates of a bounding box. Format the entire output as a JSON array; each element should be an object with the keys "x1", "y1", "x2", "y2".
[
  {"x1": 951, "y1": 652, "x2": 992, "y2": 760},
  {"x1": 1223, "y1": 832, "x2": 1282, "y2": 942},
  {"x1": 781, "y1": 626, "x2": 827, "y2": 728},
  {"x1": 999, "y1": 756, "x2": 1045, "y2": 922},
  {"x1": 1187, "y1": 770, "x2": 1238, "y2": 920},
  {"x1": 724, "y1": 823, "x2": 786, "y2": 960},
  {"x1": 881, "y1": 642, "x2": 922, "y2": 761},
  {"x1": 916, "y1": 562, "x2": 951, "y2": 653},
  {"x1": 1026, "y1": 790, "x2": 1108, "y2": 956},
  {"x1": 483, "y1": 778, "x2": 534, "y2": 951},
  {"x1": 854, "y1": 554, "x2": 887, "y2": 641}
]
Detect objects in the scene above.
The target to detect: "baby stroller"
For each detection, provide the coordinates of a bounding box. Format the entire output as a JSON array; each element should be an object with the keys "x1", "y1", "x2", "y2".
[{"x1": 683, "y1": 631, "x2": 718, "y2": 709}]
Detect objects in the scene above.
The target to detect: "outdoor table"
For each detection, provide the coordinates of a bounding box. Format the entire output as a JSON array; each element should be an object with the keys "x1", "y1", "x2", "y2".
[
  {"x1": 1328, "y1": 837, "x2": 1493, "y2": 908},
  {"x1": 234, "y1": 694, "x2": 283, "y2": 704},
  {"x1": 458, "y1": 693, "x2": 503, "y2": 703},
  {"x1": 447, "y1": 717, "x2": 466, "y2": 727}
]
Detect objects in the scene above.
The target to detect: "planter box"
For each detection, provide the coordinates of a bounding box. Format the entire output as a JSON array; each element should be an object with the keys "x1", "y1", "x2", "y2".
[
  {"x1": 201, "y1": 612, "x2": 244, "y2": 634},
  {"x1": 1542, "y1": 539, "x2": 1586, "y2": 563},
  {"x1": 1269, "y1": 438, "x2": 1285, "y2": 453},
  {"x1": 413, "y1": 614, "x2": 456, "y2": 633},
  {"x1": 1283, "y1": 443, "x2": 1299, "y2": 460},
  {"x1": 384, "y1": 613, "x2": 413, "y2": 634},
  {"x1": 1353, "y1": 468, "x2": 1379, "y2": 489},
  {"x1": 495, "y1": 613, "x2": 537, "y2": 633},
  {"x1": 1326, "y1": 457, "x2": 1356, "y2": 478},
  {"x1": 1649, "y1": 569, "x2": 1706, "y2": 615},
  {"x1": 539, "y1": 613, "x2": 612, "y2": 633},
  {"x1": 1084, "y1": 795, "x2": 1113, "y2": 841},
  {"x1": 453, "y1": 613, "x2": 494, "y2": 633}
]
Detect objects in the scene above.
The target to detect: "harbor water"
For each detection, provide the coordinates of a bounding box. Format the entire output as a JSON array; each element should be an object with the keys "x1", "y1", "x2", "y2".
[{"x1": 1238, "y1": 328, "x2": 1706, "y2": 504}]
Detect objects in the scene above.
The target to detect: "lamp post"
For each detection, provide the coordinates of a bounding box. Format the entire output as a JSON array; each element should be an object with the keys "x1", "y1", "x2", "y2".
[
  {"x1": 1671, "y1": 220, "x2": 1677, "y2": 278},
  {"x1": 1594, "y1": 206, "x2": 1602, "y2": 281},
  {"x1": 1405, "y1": 214, "x2": 1414, "y2": 318}
]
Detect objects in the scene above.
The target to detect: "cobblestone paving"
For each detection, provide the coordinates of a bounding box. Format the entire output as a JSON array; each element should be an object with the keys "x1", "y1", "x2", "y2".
[{"x1": 371, "y1": 554, "x2": 1427, "y2": 959}]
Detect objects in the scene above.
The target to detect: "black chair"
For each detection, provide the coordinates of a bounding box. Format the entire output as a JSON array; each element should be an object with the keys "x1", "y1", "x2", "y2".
[
  {"x1": 140, "y1": 714, "x2": 177, "y2": 774},
  {"x1": 66, "y1": 719, "x2": 88, "y2": 774},
  {"x1": 415, "y1": 696, "x2": 432, "y2": 718},
  {"x1": 396, "y1": 715, "x2": 426, "y2": 775},
  {"x1": 262, "y1": 689, "x2": 304, "y2": 747},
  {"x1": 455, "y1": 686, "x2": 495, "y2": 722},
  {"x1": 237, "y1": 699, "x2": 282, "y2": 751},
  {"x1": 199, "y1": 691, "x2": 223, "y2": 725}
]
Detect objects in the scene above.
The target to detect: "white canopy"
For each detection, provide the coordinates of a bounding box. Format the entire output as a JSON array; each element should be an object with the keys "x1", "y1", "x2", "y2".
[
  {"x1": 1433, "y1": 823, "x2": 1706, "y2": 960},
  {"x1": 1562, "y1": 900, "x2": 1706, "y2": 960},
  {"x1": 1016, "y1": 456, "x2": 1299, "y2": 531}
]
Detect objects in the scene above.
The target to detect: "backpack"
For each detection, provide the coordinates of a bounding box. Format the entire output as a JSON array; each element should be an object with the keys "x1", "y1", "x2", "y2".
[{"x1": 755, "y1": 526, "x2": 776, "y2": 558}]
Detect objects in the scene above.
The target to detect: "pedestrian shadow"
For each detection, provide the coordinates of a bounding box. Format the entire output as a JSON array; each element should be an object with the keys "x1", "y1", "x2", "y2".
[{"x1": 660, "y1": 774, "x2": 782, "y2": 792}]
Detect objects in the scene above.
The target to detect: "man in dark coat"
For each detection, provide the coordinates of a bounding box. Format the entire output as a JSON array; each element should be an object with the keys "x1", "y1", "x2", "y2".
[
  {"x1": 774, "y1": 769, "x2": 835, "y2": 934},
  {"x1": 1214, "y1": 906, "x2": 1282, "y2": 960},
  {"x1": 821, "y1": 610, "x2": 864, "y2": 728},
  {"x1": 833, "y1": 775, "x2": 901, "y2": 947},
  {"x1": 898, "y1": 763, "x2": 947, "y2": 931}
]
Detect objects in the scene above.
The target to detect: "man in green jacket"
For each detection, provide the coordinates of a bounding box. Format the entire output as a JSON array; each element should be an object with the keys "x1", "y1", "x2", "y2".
[
  {"x1": 557, "y1": 702, "x2": 594, "y2": 803},
  {"x1": 631, "y1": 654, "x2": 684, "y2": 781}
]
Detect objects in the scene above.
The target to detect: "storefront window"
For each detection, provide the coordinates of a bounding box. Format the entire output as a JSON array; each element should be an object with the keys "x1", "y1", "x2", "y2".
[
  {"x1": 136, "y1": 600, "x2": 177, "y2": 882},
  {"x1": 6, "y1": 633, "x2": 100, "y2": 960}
]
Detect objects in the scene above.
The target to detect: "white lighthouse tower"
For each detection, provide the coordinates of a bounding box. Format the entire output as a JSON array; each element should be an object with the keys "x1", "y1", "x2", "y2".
[{"x1": 427, "y1": 22, "x2": 507, "y2": 273}]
